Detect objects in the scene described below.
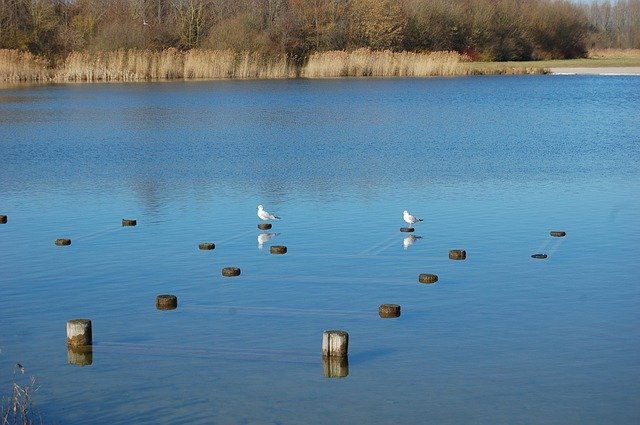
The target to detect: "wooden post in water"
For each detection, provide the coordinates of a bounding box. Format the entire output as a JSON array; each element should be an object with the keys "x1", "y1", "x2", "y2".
[
  {"x1": 270, "y1": 245, "x2": 287, "y2": 254},
  {"x1": 122, "y1": 219, "x2": 137, "y2": 226},
  {"x1": 55, "y1": 238, "x2": 71, "y2": 246},
  {"x1": 222, "y1": 267, "x2": 241, "y2": 277},
  {"x1": 322, "y1": 330, "x2": 349, "y2": 378},
  {"x1": 199, "y1": 242, "x2": 215, "y2": 250},
  {"x1": 449, "y1": 249, "x2": 466, "y2": 260},
  {"x1": 0, "y1": 215, "x2": 7, "y2": 224},
  {"x1": 156, "y1": 294, "x2": 178, "y2": 310},
  {"x1": 400, "y1": 227, "x2": 415, "y2": 233},
  {"x1": 67, "y1": 319, "x2": 92, "y2": 347},
  {"x1": 322, "y1": 330, "x2": 349, "y2": 357},
  {"x1": 418, "y1": 273, "x2": 438, "y2": 284},
  {"x1": 258, "y1": 223, "x2": 272, "y2": 230},
  {"x1": 550, "y1": 231, "x2": 566, "y2": 237},
  {"x1": 379, "y1": 304, "x2": 401, "y2": 318}
]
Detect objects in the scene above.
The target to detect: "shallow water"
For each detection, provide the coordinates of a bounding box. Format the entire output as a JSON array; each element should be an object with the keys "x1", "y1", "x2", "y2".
[{"x1": 1, "y1": 76, "x2": 639, "y2": 424}]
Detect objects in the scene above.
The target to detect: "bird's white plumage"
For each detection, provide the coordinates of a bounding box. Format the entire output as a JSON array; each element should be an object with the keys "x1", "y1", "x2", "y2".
[
  {"x1": 403, "y1": 210, "x2": 423, "y2": 227},
  {"x1": 257, "y1": 204, "x2": 280, "y2": 221}
]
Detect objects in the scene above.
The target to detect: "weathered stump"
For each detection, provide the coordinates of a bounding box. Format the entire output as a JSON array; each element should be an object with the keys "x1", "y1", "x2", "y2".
[
  {"x1": 400, "y1": 227, "x2": 415, "y2": 233},
  {"x1": 270, "y1": 245, "x2": 287, "y2": 254},
  {"x1": 418, "y1": 273, "x2": 438, "y2": 284},
  {"x1": 550, "y1": 231, "x2": 566, "y2": 237},
  {"x1": 156, "y1": 294, "x2": 178, "y2": 310},
  {"x1": 222, "y1": 267, "x2": 241, "y2": 277},
  {"x1": 199, "y1": 242, "x2": 215, "y2": 250},
  {"x1": 55, "y1": 238, "x2": 71, "y2": 246},
  {"x1": 379, "y1": 304, "x2": 401, "y2": 318},
  {"x1": 122, "y1": 219, "x2": 137, "y2": 226},
  {"x1": 258, "y1": 223, "x2": 272, "y2": 230},
  {"x1": 322, "y1": 330, "x2": 349, "y2": 357},
  {"x1": 67, "y1": 319, "x2": 92, "y2": 347},
  {"x1": 322, "y1": 356, "x2": 349, "y2": 378},
  {"x1": 449, "y1": 249, "x2": 467, "y2": 260}
]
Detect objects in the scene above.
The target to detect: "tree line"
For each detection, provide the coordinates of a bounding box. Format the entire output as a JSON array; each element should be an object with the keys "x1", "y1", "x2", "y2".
[{"x1": 0, "y1": 0, "x2": 638, "y2": 63}]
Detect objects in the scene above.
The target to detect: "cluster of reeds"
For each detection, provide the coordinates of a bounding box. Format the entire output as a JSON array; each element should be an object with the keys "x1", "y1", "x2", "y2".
[
  {"x1": 53, "y1": 49, "x2": 296, "y2": 82},
  {"x1": 1, "y1": 364, "x2": 40, "y2": 425},
  {"x1": 302, "y1": 49, "x2": 472, "y2": 78},
  {"x1": 0, "y1": 50, "x2": 50, "y2": 82},
  {"x1": 1, "y1": 48, "x2": 553, "y2": 83},
  {"x1": 183, "y1": 50, "x2": 295, "y2": 79},
  {"x1": 59, "y1": 49, "x2": 184, "y2": 82}
]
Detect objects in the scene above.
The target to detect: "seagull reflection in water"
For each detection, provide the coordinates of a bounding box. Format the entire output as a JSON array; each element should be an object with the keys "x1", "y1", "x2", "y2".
[
  {"x1": 403, "y1": 234, "x2": 422, "y2": 250},
  {"x1": 258, "y1": 232, "x2": 279, "y2": 249}
]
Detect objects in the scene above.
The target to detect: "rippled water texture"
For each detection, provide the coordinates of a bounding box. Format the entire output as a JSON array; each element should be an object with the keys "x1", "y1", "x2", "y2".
[{"x1": 1, "y1": 76, "x2": 639, "y2": 424}]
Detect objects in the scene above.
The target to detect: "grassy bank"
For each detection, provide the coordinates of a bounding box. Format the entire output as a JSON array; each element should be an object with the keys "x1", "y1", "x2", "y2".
[{"x1": 2, "y1": 48, "x2": 639, "y2": 83}]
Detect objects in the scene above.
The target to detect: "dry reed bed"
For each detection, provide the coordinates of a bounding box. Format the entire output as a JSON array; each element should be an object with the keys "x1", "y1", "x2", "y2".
[
  {"x1": 0, "y1": 50, "x2": 50, "y2": 81},
  {"x1": 302, "y1": 49, "x2": 471, "y2": 77},
  {"x1": 1, "y1": 48, "x2": 545, "y2": 82}
]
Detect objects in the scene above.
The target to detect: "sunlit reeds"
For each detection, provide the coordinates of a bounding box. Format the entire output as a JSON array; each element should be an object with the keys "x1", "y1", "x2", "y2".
[
  {"x1": 0, "y1": 49, "x2": 50, "y2": 82},
  {"x1": 1, "y1": 48, "x2": 551, "y2": 83},
  {"x1": 302, "y1": 49, "x2": 472, "y2": 77}
]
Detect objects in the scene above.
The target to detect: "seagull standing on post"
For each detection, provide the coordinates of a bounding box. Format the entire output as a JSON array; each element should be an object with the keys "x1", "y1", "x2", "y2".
[
  {"x1": 403, "y1": 210, "x2": 423, "y2": 228},
  {"x1": 257, "y1": 204, "x2": 280, "y2": 221}
]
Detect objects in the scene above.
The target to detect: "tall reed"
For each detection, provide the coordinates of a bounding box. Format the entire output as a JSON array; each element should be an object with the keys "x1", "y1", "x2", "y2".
[
  {"x1": 0, "y1": 50, "x2": 50, "y2": 82},
  {"x1": 302, "y1": 49, "x2": 472, "y2": 77}
]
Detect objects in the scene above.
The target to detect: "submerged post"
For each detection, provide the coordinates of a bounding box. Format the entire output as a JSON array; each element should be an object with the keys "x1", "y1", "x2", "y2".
[
  {"x1": 0, "y1": 215, "x2": 7, "y2": 224},
  {"x1": 67, "y1": 319, "x2": 92, "y2": 347},
  {"x1": 270, "y1": 245, "x2": 287, "y2": 254},
  {"x1": 448, "y1": 250, "x2": 466, "y2": 260},
  {"x1": 418, "y1": 273, "x2": 438, "y2": 284},
  {"x1": 379, "y1": 304, "x2": 401, "y2": 318},
  {"x1": 156, "y1": 294, "x2": 178, "y2": 310},
  {"x1": 322, "y1": 330, "x2": 349, "y2": 358}
]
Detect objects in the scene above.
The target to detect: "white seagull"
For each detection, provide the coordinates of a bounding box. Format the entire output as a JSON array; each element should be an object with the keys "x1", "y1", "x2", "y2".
[
  {"x1": 403, "y1": 210, "x2": 423, "y2": 228},
  {"x1": 257, "y1": 204, "x2": 280, "y2": 221}
]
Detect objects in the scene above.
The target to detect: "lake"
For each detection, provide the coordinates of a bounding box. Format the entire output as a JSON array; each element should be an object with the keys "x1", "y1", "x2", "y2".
[{"x1": 1, "y1": 75, "x2": 639, "y2": 424}]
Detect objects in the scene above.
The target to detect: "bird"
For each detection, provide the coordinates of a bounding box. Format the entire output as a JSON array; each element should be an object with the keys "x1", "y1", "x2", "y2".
[
  {"x1": 257, "y1": 204, "x2": 280, "y2": 221},
  {"x1": 403, "y1": 210, "x2": 423, "y2": 228}
]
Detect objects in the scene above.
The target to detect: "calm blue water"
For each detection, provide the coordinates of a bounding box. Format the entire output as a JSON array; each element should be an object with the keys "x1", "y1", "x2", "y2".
[{"x1": 1, "y1": 76, "x2": 639, "y2": 424}]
